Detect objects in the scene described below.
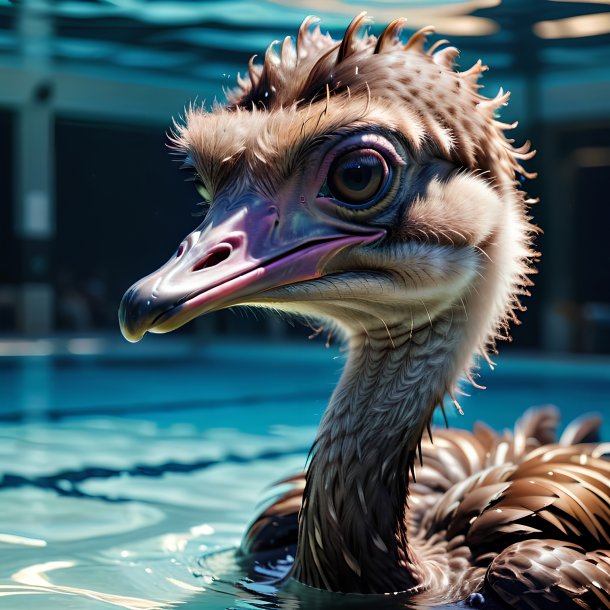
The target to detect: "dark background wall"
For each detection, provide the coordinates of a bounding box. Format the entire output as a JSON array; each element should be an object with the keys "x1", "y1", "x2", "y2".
[
  {"x1": 0, "y1": 110, "x2": 14, "y2": 284},
  {"x1": 54, "y1": 118, "x2": 197, "y2": 331},
  {"x1": 0, "y1": 110, "x2": 16, "y2": 331},
  {"x1": 1, "y1": 2, "x2": 609, "y2": 352}
]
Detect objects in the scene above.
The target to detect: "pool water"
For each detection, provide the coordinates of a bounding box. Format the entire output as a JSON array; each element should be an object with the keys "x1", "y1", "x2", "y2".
[{"x1": 0, "y1": 340, "x2": 609, "y2": 609}]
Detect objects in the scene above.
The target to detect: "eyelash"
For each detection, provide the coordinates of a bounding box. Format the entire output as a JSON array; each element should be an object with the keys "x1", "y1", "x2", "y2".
[
  {"x1": 183, "y1": 173, "x2": 212, "y2": 218},
  {"x1": 192, "y1": 201, "x2": 211, "y2": 218}
]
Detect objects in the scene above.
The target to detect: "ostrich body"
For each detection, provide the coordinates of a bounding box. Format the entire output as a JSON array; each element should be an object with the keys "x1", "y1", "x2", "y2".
[{"x1": 119, "y1": 15, "x2": 610, "y2": 608}]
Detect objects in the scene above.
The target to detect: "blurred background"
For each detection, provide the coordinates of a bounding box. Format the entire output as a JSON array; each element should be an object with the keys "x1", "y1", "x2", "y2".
[
  {"x1": 1, "y1": 0, "x2": 609, "y2": 354},
  {"x1": 0, "y1": 3, "x2": 610, "y2": 609}
]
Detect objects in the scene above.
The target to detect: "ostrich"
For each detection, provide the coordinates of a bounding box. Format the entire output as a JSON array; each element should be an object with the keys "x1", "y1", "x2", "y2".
[{"x1": 119, "y1": 14, "x2": 610, "y2": 608}]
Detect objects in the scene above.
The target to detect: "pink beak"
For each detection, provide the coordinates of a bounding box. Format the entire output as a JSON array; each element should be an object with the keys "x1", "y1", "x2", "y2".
[{"x1": 119, "y1": 200, "x2": 384, "y2": 342}]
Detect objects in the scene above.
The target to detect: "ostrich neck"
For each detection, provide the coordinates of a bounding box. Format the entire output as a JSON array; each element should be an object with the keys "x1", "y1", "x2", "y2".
[{"x1": 293, "y1": 318, "x2": 464, "y2": 593}]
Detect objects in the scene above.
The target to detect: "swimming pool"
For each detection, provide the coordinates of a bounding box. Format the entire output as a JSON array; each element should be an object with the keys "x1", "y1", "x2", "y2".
[{"x1": 0, "y1": 339, "x2": 609, "y2": 609}]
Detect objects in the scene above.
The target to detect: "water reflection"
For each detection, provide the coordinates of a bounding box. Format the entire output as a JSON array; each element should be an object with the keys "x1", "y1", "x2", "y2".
[
  {"x1": 0, "y1": 417, "x2": 316, "y2": 610},
  {"x1": 6, "y1": 561, "x2": 168, "y2": 610},
  {"x1": 0, "y1": 545, "x2": 482, "y2": 610},
  {"x1": 1, "y1": 358, "x2": 609, "y2": 608},
  {"x1": 17, "y1": 356, "x2": 52, "y2": 419},
  {"x1": 0, "y1": 533, "x2": 46, "y2": 548},
  {"x1": 186, "y1": 547, "x2": 466, "y2": 610}
]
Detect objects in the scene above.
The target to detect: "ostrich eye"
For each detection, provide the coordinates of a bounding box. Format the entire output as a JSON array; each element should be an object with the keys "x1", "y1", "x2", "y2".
[
  {"x1": 194, "y1": 180, "x2": 211, "y2": 203},
  {"x1": 321, "y1": 149, "x2": 390, "y2": 208}
]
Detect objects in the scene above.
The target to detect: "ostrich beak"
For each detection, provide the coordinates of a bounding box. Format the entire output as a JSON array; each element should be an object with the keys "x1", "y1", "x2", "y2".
[{"x1": 119, "y1": 203, "x2": 384, "y2": 342}]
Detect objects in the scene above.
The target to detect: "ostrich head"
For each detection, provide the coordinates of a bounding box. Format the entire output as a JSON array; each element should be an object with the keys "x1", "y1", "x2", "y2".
[{"x1": 119, "y1": 14, "x2": 537, "y2": 593}]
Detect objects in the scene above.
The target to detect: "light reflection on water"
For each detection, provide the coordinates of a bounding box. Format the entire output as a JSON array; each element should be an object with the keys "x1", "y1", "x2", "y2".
[
  {"x1": 6, "y1": 560, "x2": 168, "y2": 609},
  {"x1": 0, "y1": 409, "x2": 318, "y2": 609},
  {"x1": 0, "y1": 455, "x2": 443, "y2": 610},
  {"x1": 18, "y1": 357, "x2": 52, "y2": 419},
  {"x1": 0, "y1": 415, "x2": 466, "y2": 610},
  {"x1": 0, "y1": 348, "x2": 609, "y2": 609}
]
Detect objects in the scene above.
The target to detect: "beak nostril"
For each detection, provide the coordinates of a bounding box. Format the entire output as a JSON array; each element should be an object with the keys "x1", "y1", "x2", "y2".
[
  {"x1": 192, "y1": 246, "x2": 231, "y2": 272},
  {"x1": 176, "y1": 244, "x2": 185, "y2": 258}
]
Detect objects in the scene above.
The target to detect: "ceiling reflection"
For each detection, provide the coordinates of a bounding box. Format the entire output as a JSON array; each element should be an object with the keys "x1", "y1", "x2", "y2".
[
  {"x1": 1, "y1": 0, "x2": 609, "y2": 91},
  {"x1": 263, "y1": 0, "x2": 501, "y2": 35},
  {"x1": 535, "y1": 13, "x2": 610, "y2": 39}
]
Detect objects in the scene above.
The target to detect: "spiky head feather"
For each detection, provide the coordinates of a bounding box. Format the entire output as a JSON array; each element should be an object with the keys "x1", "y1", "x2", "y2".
[
  {"x1": 228, "y1": 13, "x2": 535, "y2": 189},
  {"x1": 172, "y1": 13, "x2": 538, "y2": 362}
]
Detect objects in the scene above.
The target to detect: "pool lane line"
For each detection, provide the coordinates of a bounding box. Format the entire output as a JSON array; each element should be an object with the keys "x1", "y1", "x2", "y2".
[
  {"x1": 0, "y1": 389, "x2": 331, "y2": 423},
  {"x1": 0, "y1": 445, "x2": 311, "y2": 503}
]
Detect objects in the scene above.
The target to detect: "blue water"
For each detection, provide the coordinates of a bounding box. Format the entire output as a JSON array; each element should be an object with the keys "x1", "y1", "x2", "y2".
[{"x1": 0, "y1": 340, "x2": 609, "y2": 609}]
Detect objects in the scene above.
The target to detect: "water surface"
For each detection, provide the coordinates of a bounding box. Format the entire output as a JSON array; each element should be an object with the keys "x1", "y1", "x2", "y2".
[{"x1": 1, "y1": 342, "x2": 609, "y2": 609}]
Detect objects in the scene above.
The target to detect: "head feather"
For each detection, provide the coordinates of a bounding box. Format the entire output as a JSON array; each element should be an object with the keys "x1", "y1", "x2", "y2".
[{"x1": 222, "y1": 14, "x2": 533, "y2": 188}]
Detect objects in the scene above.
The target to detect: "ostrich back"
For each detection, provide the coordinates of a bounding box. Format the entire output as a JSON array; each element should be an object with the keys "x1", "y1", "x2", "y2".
[{"x1": 242, "y1": 407, "x2": 610, "y2": 608}]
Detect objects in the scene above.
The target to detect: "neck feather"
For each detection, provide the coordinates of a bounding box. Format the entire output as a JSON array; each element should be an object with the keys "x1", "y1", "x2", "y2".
[{"x1": 293, "y1": 318, "x2": 465, "y2": 593}]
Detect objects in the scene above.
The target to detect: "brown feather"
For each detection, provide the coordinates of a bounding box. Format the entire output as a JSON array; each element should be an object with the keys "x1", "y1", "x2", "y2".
[{"x1": 244, "y1": 408, "x2": 610, "y2": 606}]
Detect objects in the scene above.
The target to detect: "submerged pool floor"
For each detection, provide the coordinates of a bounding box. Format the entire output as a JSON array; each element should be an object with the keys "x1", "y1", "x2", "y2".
[{"x1": 0, "y1": 340, "x2": 609, "y2": 609}]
